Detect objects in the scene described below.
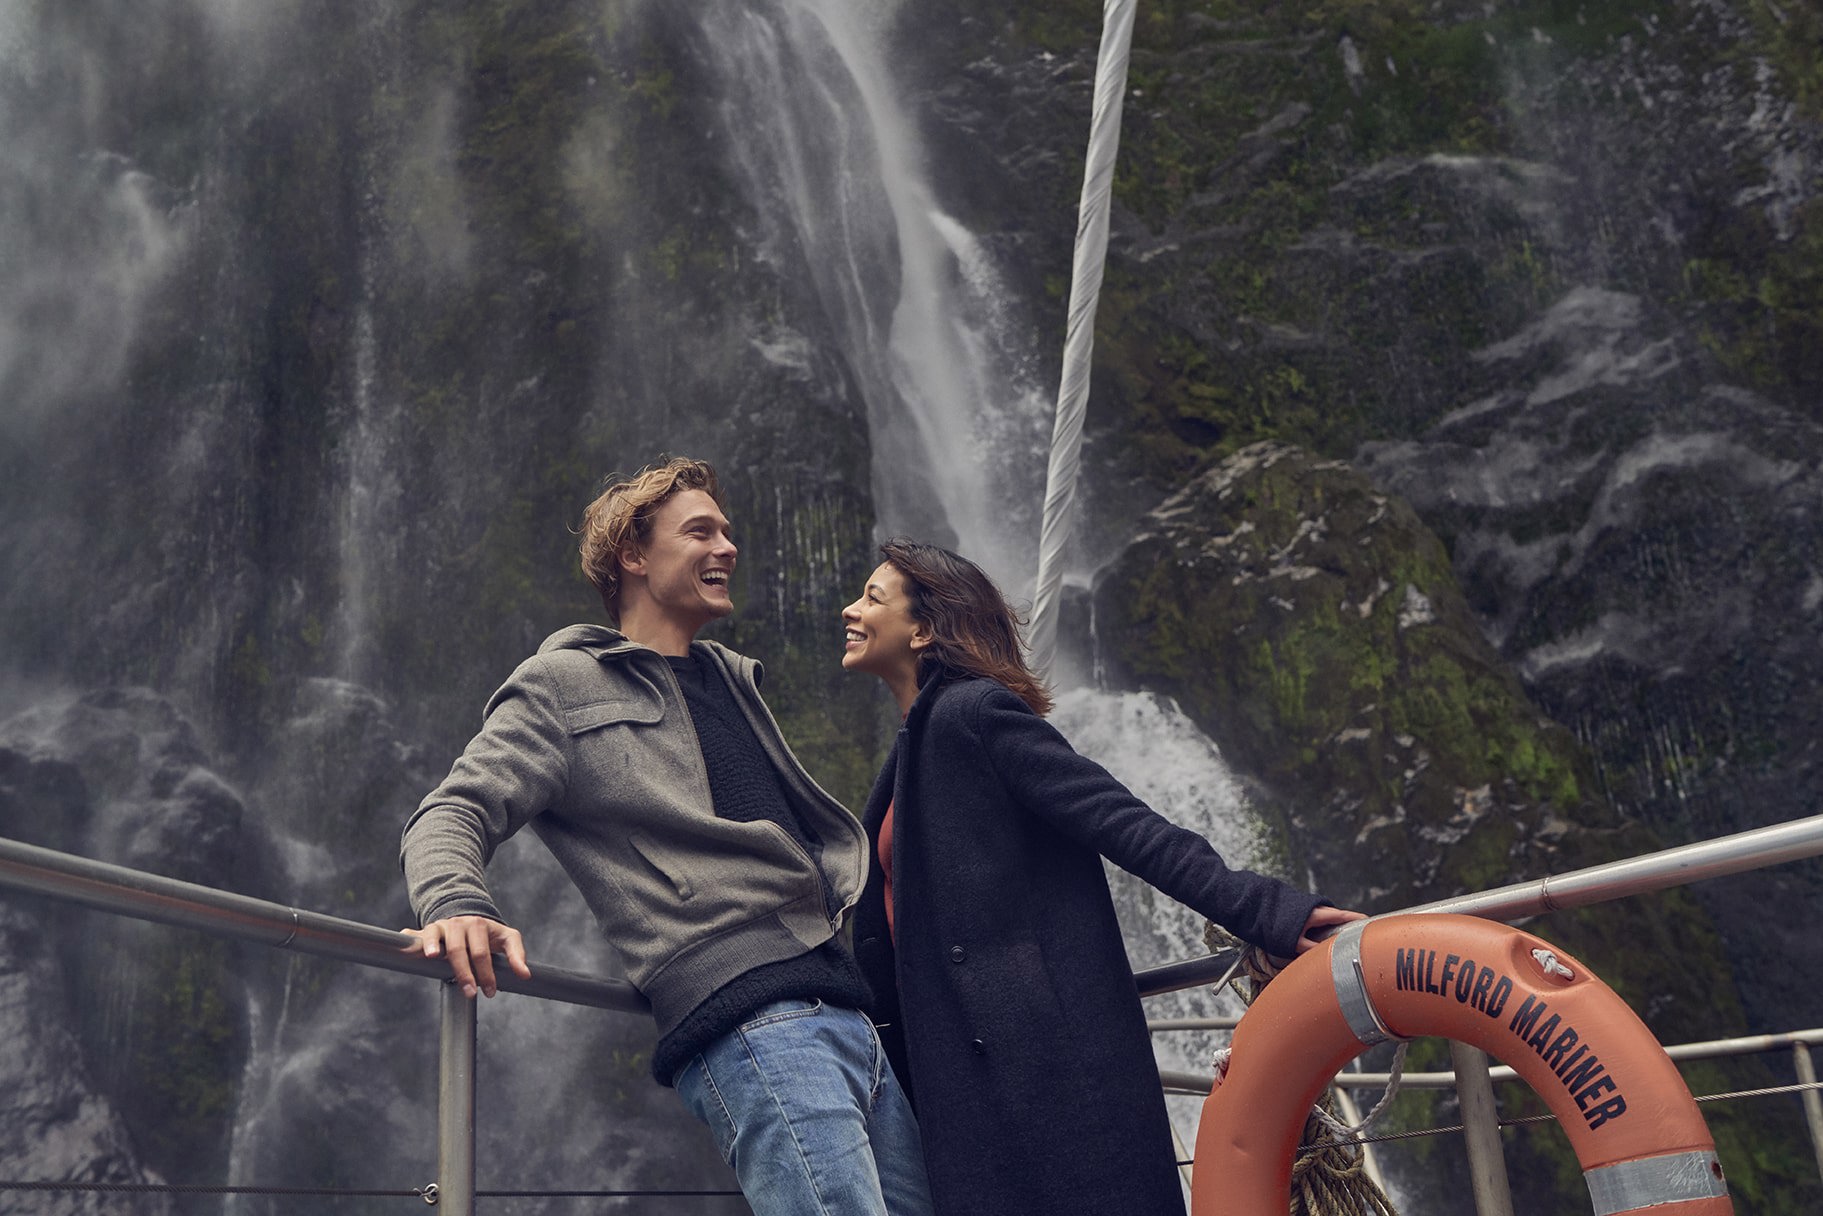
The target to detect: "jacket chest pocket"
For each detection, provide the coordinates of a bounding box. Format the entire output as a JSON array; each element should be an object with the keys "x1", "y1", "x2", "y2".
[
  {"x1": 564, "y1": 694, "x2": 663, "y2": 734},
  {"x1": 563, "y1": 692, "x2": 675, "y2": 786}
]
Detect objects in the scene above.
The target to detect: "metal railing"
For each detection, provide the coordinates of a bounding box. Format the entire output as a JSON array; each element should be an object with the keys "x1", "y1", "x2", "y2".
[
  {"x1": 2, "y1": 813, "x2": 1823, "y2": 1212},
  {"x1": 1138, "y1": 813, "x2": 1823, "y2": 1214},
  {"x1": 0, "y1": 837, "x2": 644, "y2": 1214},
  {"x1": 1132, "y1": 813, "x2": 1823, "y2": 997},
  {"x1": 1155, "y1": 1026, "x2": 1823, "y2": 1092}
]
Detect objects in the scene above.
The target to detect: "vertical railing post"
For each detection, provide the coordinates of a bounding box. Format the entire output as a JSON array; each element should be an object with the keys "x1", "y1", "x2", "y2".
[
  {"x1": 437, "y1": 983, "x2": 477, "y2": 1215},
  {"x1": 1794, "y1": 1043, "x2": 1823, "y2": 1188},
  {"x1": 1450, "y1": 1041, "x2": 1516, "y2": 1216}
]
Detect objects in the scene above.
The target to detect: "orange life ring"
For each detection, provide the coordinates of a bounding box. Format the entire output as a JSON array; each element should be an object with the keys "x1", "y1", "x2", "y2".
[{"x1": 1190, "y1": 913, "x2": 1731, "y2": 1215}]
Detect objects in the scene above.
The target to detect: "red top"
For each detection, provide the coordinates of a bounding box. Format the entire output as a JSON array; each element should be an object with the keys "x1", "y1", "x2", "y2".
[{"x1": 878, "y1": 800, "x2": 897, "y2": 942}]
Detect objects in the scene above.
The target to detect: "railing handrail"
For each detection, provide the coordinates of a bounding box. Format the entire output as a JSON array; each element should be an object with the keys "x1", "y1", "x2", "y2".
[
  {"x1": 0, "y1": 835, "x2": 647, "y2": 1013},
  {"x1": 1134, "y1": 813, "x2": 1823, "y2": 997},
  {"x1": 6, "y1": 812, "x2": 1823, "y2": 1010},
  {"x1": 7, "y1": 815, "x2": 1823, "y2": 1210},
  {"x1": 1155, "y1": 1027, "x2": 1823, "y2": 1095}
]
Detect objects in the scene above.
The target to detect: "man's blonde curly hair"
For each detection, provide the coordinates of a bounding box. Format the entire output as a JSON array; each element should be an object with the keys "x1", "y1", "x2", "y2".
[{"x1": 578, "y1": 457, "x2": 725, "y2": 619}]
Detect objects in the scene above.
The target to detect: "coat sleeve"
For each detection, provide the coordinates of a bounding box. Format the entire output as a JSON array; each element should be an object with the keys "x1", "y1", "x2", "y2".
[
  {"x1": 399, "y1": 658, "x2": 572, "y2": 927},
  {"x1": 966, "y1": 684, "x2": 1326, "y2": 958}
]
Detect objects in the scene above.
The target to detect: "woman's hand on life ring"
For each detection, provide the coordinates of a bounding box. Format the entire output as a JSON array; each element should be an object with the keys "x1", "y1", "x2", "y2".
[{"x1": 1296, "y1": 905, "x2": 1368, "y2": 953}]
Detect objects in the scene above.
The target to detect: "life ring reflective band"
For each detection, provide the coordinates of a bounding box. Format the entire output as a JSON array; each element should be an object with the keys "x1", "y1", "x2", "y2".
[{"x1": 1190, "y1": 913, "x2": 1731, "y2": 1215}]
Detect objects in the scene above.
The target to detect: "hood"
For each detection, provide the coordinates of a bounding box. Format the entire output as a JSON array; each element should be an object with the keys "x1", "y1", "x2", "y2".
[
  {"x1": 537, "y1": 623, "x2": 640, "y2": 658},
  {"x1": 535, "y1": 624, "x2": 760, "y2": 686}
]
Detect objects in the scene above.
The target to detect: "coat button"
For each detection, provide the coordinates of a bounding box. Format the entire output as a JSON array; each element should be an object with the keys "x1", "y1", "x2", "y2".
[
  {"x1": 970, "y1": 1038, "x2": 986, "y2": 1055},
  {"x1": 949, "y1": 945, "x2": 966, "y2": 963}
]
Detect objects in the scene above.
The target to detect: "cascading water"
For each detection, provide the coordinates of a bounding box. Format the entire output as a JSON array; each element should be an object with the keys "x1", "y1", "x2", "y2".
[
  {"x1": 1050, "y1": 690, "x2": 1268, "y2": 1166},
  {"x1": 2, "y1": 0, "x2": 1317, "y2": 1209},
  {"x1": 696, "y1": 0, "x2": 1298, "y2": 1183},
  {"x1": 0, "y1": 4, "x2": 735, "y2": 1209},
  {"x1": 696, "y1": 0, "x2": 1052, "y2": 582}
]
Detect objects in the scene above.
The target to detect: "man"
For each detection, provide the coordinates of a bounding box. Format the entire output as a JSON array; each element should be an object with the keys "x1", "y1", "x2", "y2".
[{"x1": 401, "y1": 457, "x2": 934, "y2": 1216}]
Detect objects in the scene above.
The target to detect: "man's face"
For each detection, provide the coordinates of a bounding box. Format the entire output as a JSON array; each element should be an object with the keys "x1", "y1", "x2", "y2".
[{"x1": 621, "y1": 488, "x2": 738, "y2": 633}]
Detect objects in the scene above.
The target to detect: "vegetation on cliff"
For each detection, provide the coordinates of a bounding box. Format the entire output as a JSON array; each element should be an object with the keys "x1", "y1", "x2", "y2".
[
  {"x1": 920, "y1": 0, "x2": 1820, "y2": 477},
  {"x1": 1093, "y1": 441, "x2": 1815, "y2": 1210}
]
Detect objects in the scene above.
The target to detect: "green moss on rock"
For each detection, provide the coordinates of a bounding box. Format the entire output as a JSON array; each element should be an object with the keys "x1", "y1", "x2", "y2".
[
  {"x1": 1092, "y1": 440, "x2": 1815, "y2": 1208},
  {"x1": 1095, "y1": 442, "x2": 1605, "y2": 906}
]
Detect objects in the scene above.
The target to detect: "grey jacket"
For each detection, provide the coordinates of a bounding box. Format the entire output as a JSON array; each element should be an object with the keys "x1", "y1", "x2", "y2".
[{"x1": 401, "y1": 624, "x2": 867, "y2": 1036}]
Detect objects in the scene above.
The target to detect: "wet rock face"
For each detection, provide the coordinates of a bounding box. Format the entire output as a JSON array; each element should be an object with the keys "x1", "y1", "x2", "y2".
[
  {"x1": 927, "y1": 0, "x2": 1823, "y2": 1076},
  {"x1": 1089, "y1": 441, "x2": 1816, "y2": 1214},
  {"x1": 1092, "y1": 441, "x2": 1611, "y2": 910},
  {"x1": 0, "y1": 748, "x2": 89, "y2": 854},
  {"x1": 0, "y1": 905, "x2": 173, "y2": 1216},
  {"x1": 1356, "y1": 289, "x2": 1823, "y2": 1031},
  {"x1": 0, "y1": 688, "x2": 243, "y2": 884},
  {"x1": 1359, "y1": 289, "x2": 1823, "y2": 828},
  {"x1": 0, "y1": 692, "x2": 242, "y2": 886},
  {"x1": 0, "y1": 690, "x2": 249, "y2": 1192}
]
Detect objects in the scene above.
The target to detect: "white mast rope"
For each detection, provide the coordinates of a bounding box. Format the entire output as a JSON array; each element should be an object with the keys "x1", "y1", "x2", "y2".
[{"x1": 1028, "y1": 0, "x2": 1139, "y2": 678}]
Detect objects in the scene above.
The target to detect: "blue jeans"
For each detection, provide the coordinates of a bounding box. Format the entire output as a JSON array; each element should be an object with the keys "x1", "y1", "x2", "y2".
[{"x1": 674, "y1": 999, "x2": 936, "y2": 1216}]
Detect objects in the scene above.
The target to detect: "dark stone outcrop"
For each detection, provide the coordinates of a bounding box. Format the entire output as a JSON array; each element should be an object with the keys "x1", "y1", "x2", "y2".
[
  {"x1": 1095, "y1": 441, "x2": 1603, "y2": 908},
  {"x1": 0, "y1": 690, "x2": 247, "y2": 1194},
  {"x1": 1092, "y1": 441, "x2": 1814, "y2": 1211},
  {"x1": 1358, "y1": 284, "x2": 1823, "y2": 1048},
  {"x1": 0, "y1": 904, "x2": 172, "y2": 1216}
]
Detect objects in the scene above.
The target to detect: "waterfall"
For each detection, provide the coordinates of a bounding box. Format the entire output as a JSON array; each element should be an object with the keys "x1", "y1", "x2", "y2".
[
  {"x1": 695, "y1": 0, "x2": 1284, "y2": 1174},
  {"x1": 0, "y1": 0, "x2": 1284, "y2": 1205},
  {"x1": 1050, "y1": 690, "x2": 1266, "y2": 1159},
  {"x1": 0, "y1": 4, "x2": 723, "y2": 1207},
  {"x1": 696, "y1": 0, "x2": 1051, "y2": 583}
]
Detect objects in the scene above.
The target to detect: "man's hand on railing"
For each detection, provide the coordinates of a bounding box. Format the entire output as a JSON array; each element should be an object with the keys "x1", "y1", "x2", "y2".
[{"x1": 401, "y1": 916, "x2": 532, "y2": 998}]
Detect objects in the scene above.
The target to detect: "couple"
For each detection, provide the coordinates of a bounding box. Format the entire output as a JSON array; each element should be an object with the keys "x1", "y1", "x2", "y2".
[{"x1": 400, "y1": 457, "x2": 1359, "y2": 1216}]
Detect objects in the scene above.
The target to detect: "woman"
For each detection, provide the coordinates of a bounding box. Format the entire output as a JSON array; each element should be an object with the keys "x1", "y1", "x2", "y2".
[{"x1": 840, "y1": 539, "x2": 1362, "y2": 1216}]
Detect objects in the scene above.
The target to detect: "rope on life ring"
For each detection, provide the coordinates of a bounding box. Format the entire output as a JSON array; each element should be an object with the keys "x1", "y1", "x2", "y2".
[{"x1": 1190, "y1": 913, "x2": 1732, "y2": 1216}]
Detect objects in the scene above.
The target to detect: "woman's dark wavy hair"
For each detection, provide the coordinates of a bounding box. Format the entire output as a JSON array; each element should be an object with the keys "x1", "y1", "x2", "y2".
[{"x1": 879, "y1": 539, "x2": 1053, "y2": 716}]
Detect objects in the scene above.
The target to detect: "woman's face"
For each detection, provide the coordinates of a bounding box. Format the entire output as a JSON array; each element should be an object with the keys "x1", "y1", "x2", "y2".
[{"x1": 840, "y1": 562, "x2": 928, "y2": 683}]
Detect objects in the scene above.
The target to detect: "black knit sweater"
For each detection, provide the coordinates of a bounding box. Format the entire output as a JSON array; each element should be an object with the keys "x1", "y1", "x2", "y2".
[{"x1": 649, "y1": 654, "x2": 869, "y2": 1085}]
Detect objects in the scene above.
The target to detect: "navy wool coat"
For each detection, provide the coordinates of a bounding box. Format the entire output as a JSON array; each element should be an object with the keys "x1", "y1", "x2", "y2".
[{"x1": 853, "y1": 674, "x2": 1326, "y2": 1216}]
